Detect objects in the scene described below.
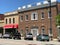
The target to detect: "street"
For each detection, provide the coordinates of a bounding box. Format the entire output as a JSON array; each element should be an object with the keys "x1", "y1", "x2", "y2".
[{"x1": 0, "y1": 39, "x2": 60, "y2": 45}]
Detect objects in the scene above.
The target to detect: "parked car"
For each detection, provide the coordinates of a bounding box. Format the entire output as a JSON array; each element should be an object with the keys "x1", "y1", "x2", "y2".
[
  {"x1": 3, "y1": 33, "x2": 12, "y2": 39},
  {"x1": 24, "y1": 33, "x2": 33, "y2": 40},
  {"x1": 13, "y1": 32, "x2": 21, "y2": 39},
  {"x1": 0, "y1": 33, "x2": 2, "y2": 38},
  {"x1": 36, "y1": 34, "x2": 49, "y2": 41}
]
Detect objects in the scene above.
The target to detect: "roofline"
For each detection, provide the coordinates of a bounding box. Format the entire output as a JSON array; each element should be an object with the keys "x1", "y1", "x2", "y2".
[{"x1": 18, "y1": 2, "x2": 57, "y2": 12}]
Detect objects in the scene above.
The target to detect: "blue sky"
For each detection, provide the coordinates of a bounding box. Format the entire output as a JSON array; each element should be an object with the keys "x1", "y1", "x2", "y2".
[{"x1": 0, "y1": 0, "x2": 59, "y2": 14}]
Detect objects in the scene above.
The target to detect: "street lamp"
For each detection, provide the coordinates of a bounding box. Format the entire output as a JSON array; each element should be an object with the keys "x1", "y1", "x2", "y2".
[{"x1": 45, "y1": 0, "x2": 52, "y2": 40}]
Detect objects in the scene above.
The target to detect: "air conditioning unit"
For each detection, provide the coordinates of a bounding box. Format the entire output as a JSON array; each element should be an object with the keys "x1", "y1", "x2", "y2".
[
  {"x1": 18, "y1": 7, "x2": 21, "y2": 10},
  {"x1": 43, "y1": 1, "x2": 48, "y2": 4},
  {"x1": 36, "y1": 2, "x2": 41, "y2": 6},
  {"x1": 27, "y1": 4, "x2": 31, "y2": 8},
  {"x1": 22, "y1": 6, "x2": 26, "y2": 9}
]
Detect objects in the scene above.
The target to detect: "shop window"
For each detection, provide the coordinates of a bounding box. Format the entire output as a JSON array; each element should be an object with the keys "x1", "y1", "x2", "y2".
[
  {"x1": 6, "y1": 19, "x2": 7, "y2": 24},
  {"x1": 13, "y1": 18, "x2": 15, "y2": 23},
  {"x1": 31, "y1": 12, "x2": 38, "y2": 20},
  {"x1": 9, "y1": 18, "x2": 11, "y2": 24}
]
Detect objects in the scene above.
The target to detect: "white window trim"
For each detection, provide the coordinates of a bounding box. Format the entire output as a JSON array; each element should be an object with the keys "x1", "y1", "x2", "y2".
[
  {"x1": 48, "y1": 11, "x2": 52, "y2": 19},
  {"x1": 31, "y1": 28, "x2": 39, "y2": 36},
  {"x1": 31, "y1": 12, "x2": 38, "y2": 20},
  {"x1": 48, "y1": 10, "x2": 52, "y2": 19}
]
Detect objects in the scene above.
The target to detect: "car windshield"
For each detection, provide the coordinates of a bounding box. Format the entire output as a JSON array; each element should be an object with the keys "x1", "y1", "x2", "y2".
[
  {"x1": 43, "y1": 35, "x2": 48, "y2": 36},
  {"x1": 27, "y1": 33, "x2": 32, "y2": 35}
]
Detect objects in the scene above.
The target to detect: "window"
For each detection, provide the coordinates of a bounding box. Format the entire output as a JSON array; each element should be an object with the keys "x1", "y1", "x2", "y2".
[
  {"x1": 13, "y1": 18, "x2": 15, "y2": 23},
  {"x1": 6, "y1": 19, "x2": 7, "y2": 24},
  {"x1": 26, "y1": 27, "x2": 29, "y2": 34},
  {"x1": 41, "y1": 26, "x2": 45, "y2": 34},
  {"x1": 41, "y1": 12, "x2": 44, "y2": 19},
  {"x1": 31, "y1": 12, "x2": 38, "y2": 20},
  {"x1": 20, "y1": 16, "x2": 23, "y2": 22},
  {"x1": 48, "y1": 11, "x2": 51, "y2": 18},
  {"x1": 9, "y1": 18, "x2": 11, "y2": 24},
  {"x1": 33, "y1": 14, "x2": 35, "y2": 19},
  {"x1": 25, "y1": 15, "x2": 28, "y2": 21}
]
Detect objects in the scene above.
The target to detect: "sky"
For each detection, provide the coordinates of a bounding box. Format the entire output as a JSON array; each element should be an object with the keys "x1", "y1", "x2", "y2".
[{"x1": 0, "y1": 0, "x2": 60, "y2": 14}]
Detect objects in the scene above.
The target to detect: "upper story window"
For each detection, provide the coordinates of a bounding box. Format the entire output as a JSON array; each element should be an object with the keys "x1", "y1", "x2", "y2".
[
  {"x1": 41, "y1": 12, "x2": 44, "y2": 19},
  {"x1": 13, "y1": 18, "x2": 15, "y2": 23},
  {"x1": 6, "y1": 19, "x2": 7, "y2": 24},
  {"x1": 48, "y1": 11, "x2": 51, "y2": 18},
  {"x1": 20, "y1": 16, "x2": 23, "y2": 22},
  {"x1": 31, "y1": 12, "x2": 38, "y2": 20},
  {"x1": 25, "y1": 15, "x2": 28, "y2": 21},
  {"x1": 9, "y1": 18, "x2": 11, "y2": 24}
]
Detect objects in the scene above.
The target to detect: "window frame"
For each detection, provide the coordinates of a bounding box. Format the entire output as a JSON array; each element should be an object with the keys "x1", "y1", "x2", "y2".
[
  {"x1": 48, "y1": 10, "x2": 51, "y2": 18},
  {"x1": 31, "y1": 12, "x2": 38, "y2": 20},
  {"x1": 13, "y1": 18, "x2": 15, "y2": 23},
  {"x1": 25, "y1": 15, "x2": 28, "y2": 21},
  {"x1": 20, "y1": 16, "x2": 23, "y2": 22},
  {"x1": 5, "y1": 18, "x2": 7, "y2": 24},
  {"x1": 41, "y1": 12, "x2": 44, "y2": 19},
  {"x1": 9, "y1": 18, "x2": 11, "y2": 24}
]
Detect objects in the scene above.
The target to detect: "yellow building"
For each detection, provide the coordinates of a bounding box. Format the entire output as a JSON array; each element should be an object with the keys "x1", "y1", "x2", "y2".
[{"x1": 4, "y1": 11, "x2": 19, "y2": 34}]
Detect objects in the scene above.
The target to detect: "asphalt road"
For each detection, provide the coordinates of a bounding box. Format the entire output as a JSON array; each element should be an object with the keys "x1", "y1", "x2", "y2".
[{"x1": 0, "y1": 39, "x2": 60, "y2": 45}]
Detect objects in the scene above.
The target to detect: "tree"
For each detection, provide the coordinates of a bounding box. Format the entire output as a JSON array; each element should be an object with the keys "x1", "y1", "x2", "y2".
[
  {"x1": 56, "y1": 14, "x2": 60, "y2": 41},
  {"x1": 56, "y1": 14, "x2": 60, "y2": 26}
]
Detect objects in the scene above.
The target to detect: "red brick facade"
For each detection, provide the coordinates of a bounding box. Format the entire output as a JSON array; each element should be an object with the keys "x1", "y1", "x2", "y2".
[{"x1": 18, "y1": 2, "x2": 60, "y2": 39}]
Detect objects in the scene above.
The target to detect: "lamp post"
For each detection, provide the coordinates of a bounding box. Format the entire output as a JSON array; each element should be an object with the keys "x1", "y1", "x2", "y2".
[{"x1": 45, "y1": 0, "x2": 52, "y2": 41}]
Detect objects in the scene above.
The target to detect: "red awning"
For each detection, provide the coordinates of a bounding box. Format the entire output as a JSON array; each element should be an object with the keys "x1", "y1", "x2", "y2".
[
  {"x1": 4, "y1": 24, "x2": 14, "y2": 29},
  {"x1": 4, "y1": 24, "x2": 18, "y2": 29},
  {"x1": 14, "y1": 24, "x2": 18, "y2": 28}
]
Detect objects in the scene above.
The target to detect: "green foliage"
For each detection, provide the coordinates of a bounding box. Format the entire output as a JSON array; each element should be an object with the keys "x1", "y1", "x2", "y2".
[{"x1": 56, "y1": 14, "x2": 60, "y2": 26}]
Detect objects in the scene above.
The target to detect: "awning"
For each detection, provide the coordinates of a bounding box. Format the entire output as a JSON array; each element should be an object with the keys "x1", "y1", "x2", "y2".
[
  {"x1": 14, "y1": 24, "x2": 18, "y2": 28},
  {"x1": 4, "y1": 24, "x2": 18, "y2": 29},
  {"x1": 4, "y1": 24, "x2": 14, "y2": 29}
]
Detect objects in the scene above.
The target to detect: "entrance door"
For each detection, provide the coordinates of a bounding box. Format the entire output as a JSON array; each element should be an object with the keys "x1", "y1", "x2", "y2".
[{"x1": 31, "y1": 28, "x2": 38, "y2": 37}]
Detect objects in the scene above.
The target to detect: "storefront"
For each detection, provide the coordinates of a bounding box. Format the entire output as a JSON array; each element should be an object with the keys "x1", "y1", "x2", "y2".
[
  {"x1": 4, "y1": 24, "x2": 18, "y2": 34},
  {"x1": 0, "y1": 27, "x2": 3, "y2": 34}
]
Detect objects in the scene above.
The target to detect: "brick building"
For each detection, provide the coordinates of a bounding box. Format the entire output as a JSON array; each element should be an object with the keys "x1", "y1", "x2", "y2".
[{"x1": 18, "y1": 2, "x2": 60, "y2": 40}]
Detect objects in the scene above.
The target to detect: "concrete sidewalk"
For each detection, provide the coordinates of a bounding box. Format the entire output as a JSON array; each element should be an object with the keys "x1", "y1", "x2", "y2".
[{"x1": 0, "y1": 39, "x2": 60, "y2": 45}]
